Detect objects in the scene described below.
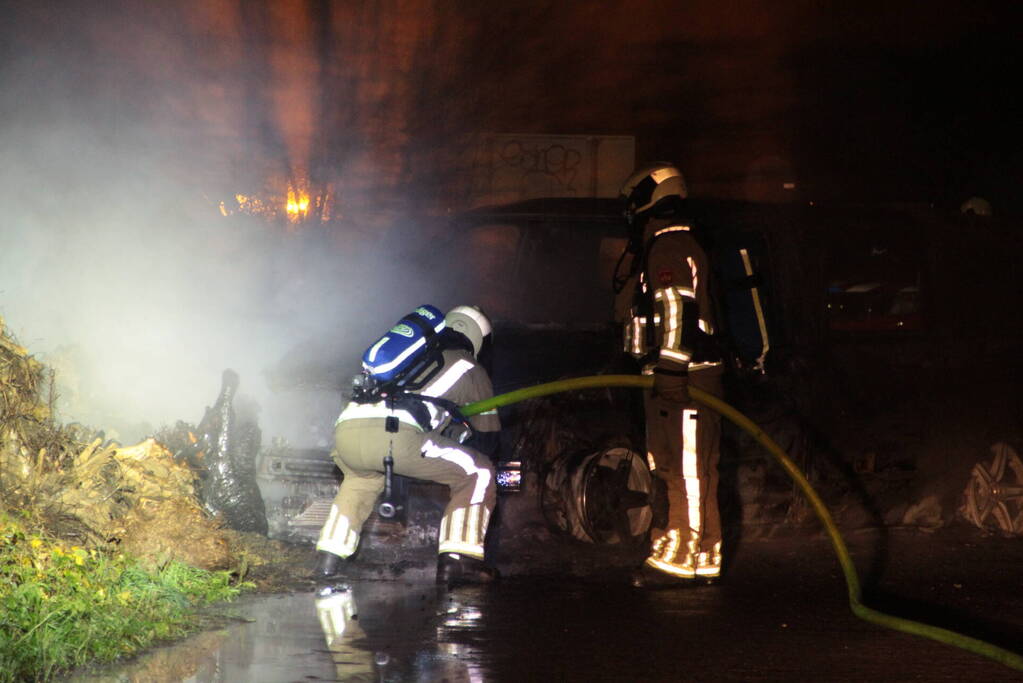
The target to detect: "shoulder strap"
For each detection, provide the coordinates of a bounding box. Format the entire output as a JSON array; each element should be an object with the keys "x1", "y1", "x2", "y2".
[{"x1": 635, "y1": 227, "x2": 679, "y2": 348}]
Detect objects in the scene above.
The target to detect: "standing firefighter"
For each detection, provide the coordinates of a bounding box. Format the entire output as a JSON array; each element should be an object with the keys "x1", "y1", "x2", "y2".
[
  {"x1": 314, "y1": 305, "x2": 501, "y2": 586},
  {"x1": 615, "y1": 162, "x2": 726, "y2": 587}
]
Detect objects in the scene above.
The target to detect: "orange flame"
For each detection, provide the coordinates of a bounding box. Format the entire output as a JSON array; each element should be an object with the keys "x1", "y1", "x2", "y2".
[
  {"x1": 217, "y1": 181, "x2": 334, "y2": 225},
  {"x1": 286, "y1": 186, "x2": 311, "y2": 222}
]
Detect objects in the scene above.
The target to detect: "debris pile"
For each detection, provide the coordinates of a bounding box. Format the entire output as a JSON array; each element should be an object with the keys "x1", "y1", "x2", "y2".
[{"x1": 0, "y1": 316, "x2": 280, "y2": 572}]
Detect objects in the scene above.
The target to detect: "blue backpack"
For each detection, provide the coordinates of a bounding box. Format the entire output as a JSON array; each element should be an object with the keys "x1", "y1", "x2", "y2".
[
  {"x1": 361, "y1": 305, "x2": 446, "y2": 384},
  {"x1": 354, "y1": 305, "x2": 474, "y2": 434}
]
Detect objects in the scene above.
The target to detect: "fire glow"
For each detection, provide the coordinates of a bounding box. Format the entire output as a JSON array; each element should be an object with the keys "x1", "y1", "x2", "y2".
[
  {"x1": 218, "y1": 183, "x2": 333, "y2": 224},
  {"x1": 286, "y1": 187, "x2": 311, "y2": 222}
]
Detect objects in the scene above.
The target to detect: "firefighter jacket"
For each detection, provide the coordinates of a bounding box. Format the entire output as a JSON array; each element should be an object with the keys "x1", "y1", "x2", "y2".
[{"x1": 615, "y1": 217, "x2": 723, "y2": 375}]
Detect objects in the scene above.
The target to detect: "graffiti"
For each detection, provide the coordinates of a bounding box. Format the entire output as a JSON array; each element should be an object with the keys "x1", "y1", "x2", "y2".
[
  {"x1": 496, "y1": 139, "x2": 584, "y2": 195},
  {"x1": 464, "y1": 133, "x2": 634, "y2": 206}
]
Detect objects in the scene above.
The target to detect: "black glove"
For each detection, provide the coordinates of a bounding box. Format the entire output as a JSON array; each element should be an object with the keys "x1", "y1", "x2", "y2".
[
  {"x1": 441, "y1": 421, "x2": 472, "y2": 444},
  {"x1": 467, "y1": 430, "x2": 501, "y2": 460}
]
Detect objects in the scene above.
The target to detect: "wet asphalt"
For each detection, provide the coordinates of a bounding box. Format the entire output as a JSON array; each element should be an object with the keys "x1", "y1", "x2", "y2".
[{"x1": 71, "y1": 526, "x2": 1023, "y2": 682}]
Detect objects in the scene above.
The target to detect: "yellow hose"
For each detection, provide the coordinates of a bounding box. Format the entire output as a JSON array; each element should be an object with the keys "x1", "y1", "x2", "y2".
[{"x1": 461, "y1": 374, "x2": 1023, "y2": 671}]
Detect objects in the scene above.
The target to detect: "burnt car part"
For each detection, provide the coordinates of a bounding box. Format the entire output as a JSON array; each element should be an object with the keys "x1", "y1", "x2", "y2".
[
  {"x1": 960, "y1": 442, "x2": 1023, "y2": 535},
  {"x1": 540, "y1": 447, "x2": 654, "y2": 545},
  {"x1": 194, "y1": 369, "x2": 268, "y2": 535},
  {"x1": 256, "y1": 445, "x2": 341, "y2": 541}
]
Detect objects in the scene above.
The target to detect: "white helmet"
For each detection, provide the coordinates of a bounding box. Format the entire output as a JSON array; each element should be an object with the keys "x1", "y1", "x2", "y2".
[
  {"x1": 619, "y1": 162, "x2": 688, "y2": 218},
  {"x1": 960, "y1": 196, "x2": 992, "y2": 217},
  {"x1": 444, "y1": 305, "x2": 492, "y2": 357}
]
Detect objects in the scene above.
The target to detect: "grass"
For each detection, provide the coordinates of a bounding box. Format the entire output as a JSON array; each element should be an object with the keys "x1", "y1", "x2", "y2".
[{"x1": 0, "y1": 511, "x2": 251, "y2": 682}]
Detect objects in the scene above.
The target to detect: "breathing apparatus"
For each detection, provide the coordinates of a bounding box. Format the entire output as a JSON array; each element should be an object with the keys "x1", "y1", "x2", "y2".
[
  {"x1": 349, "y1": 305, "x2": 477, "y2": 439},
  {"x1": 352, "y1": 305, "x2": 485, "y2": 519}
]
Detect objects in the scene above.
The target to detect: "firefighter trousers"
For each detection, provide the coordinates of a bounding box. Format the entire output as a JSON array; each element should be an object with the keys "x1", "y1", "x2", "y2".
[
  {"x1": 316, "y1": 419, "x2": 496, "y2": 561},
  {"x1": 644, "y1": 366, "x2": 724, "y2": 578}
]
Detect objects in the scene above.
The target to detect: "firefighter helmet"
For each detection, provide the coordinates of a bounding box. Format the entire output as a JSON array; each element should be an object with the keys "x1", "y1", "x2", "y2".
[
  {"x1": 619, "y1": 162, "x2": 688, "y2": 219},
  {"x1": 444, "y1": 305, "x2": 492, "y2": 357},
  {"x1": 960, "y1": 196, "x2": 992, "y2": 217}
]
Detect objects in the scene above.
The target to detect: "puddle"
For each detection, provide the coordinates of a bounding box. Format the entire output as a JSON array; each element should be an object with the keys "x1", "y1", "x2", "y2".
[{"x1": 70, "y1": 582, "x2": 487, "y2": 682}]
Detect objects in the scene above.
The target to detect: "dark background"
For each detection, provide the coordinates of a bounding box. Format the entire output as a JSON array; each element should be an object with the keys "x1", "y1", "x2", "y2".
[{"x1": 3, "y1": 1, "x2": 1020, "y2": 212}]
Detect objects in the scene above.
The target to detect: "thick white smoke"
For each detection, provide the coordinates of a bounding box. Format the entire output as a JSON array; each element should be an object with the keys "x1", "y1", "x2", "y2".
[
  {"x1": 2, "y1": 119, "x2": 321, "y2": 445},
  {"x1": 0, "y1": 3, "x2": 453, "y2": 448}
]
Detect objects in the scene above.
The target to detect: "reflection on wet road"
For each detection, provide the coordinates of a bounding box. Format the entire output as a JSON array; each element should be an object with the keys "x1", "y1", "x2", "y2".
[
  {"x1": 71, "y1": 581, "x2": 721, "y2": 682},
  {"x1": 70, "y1": 583, "x2": 496, "y2": 682},
  {"x1": 316, "y1": 582, "x2": 488, "y2": 682},
  {"x1": 71, "y1": 533, "x2": 1023, "y2": 682},
  {"x1": 70, "y1": 592, "x2": 338, "y2": 682}
]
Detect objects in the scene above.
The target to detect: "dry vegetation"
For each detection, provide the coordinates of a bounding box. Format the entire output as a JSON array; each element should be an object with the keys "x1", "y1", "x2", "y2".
[
  {"x1": 0, "y1": 315, "x2": 295, "y2": 573},
  {"x1": 0, "y1": 314, "x2": 319, "y2": 678}
]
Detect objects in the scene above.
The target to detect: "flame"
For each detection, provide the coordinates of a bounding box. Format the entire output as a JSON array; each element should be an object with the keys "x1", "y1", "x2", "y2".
[
  {"x1": 216, "y1": 180, "x2": 334, "y2": 225},
  {"x1": 286, "y1": 186, "x2": 311, "y2": 222}
]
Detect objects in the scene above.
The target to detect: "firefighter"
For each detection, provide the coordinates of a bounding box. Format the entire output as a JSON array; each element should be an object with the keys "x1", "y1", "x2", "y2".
[
  {"x1": 615, "y1": 162, "x2": 726, "y2": 587},
  {"x1": 314, "y1": 305, "x2": 501, "y2": 586}
]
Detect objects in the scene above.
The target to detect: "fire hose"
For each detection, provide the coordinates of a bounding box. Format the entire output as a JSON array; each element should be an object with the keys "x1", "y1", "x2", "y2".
[{"x1": 460, "y1": 374, "x2": 1023, "y2": 672}]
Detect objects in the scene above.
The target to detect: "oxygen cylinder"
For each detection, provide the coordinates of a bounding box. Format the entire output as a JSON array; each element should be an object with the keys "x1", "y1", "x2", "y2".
[{"x1": 361, "y1": 305, "x2": 446, "y2": 382}]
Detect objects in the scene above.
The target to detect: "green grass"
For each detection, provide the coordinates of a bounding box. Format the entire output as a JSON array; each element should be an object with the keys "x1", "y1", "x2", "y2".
[{"x1": 0, "y1": 512, "x2": 250, "y2": 682}]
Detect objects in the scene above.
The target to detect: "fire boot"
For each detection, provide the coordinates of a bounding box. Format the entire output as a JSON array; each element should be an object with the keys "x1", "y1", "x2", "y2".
[
  {"x1": 436, "y1": 553, "x2": 498, "y2": 587},
  {"x1": 630, "y1": 563, "x2": 719, "y2": 589},
  {"x1": 312, "y1": 551, "x2": 346, "y2": 580}
]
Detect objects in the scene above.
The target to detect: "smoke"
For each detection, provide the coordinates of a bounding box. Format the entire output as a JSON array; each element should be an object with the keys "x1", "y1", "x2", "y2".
[
  {"x1": 0, "y1": 116, "x2": 350, "y2": 447},
  {"x1": 0, "y1": 1, "x2": 455, "y2": 448}
]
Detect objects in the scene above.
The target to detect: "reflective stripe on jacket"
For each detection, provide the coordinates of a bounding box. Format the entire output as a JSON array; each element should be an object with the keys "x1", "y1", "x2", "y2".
[{"x1": 617, "y1": 221, "x2": 722, "y2": 372}]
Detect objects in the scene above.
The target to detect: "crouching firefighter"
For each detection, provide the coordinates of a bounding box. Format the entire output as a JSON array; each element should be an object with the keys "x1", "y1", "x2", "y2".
[
  {"x1": 314, "y1": 305, "x2": 501, "y2": 586},
  {"x1": 614, "y1": 162, "x2": 726, "y2": 587}
]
